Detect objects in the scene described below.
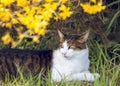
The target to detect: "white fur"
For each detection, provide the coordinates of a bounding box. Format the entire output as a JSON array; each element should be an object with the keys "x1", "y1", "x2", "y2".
[{"x1": 51, "y1": 41, "x2": 100, "y2": 82}]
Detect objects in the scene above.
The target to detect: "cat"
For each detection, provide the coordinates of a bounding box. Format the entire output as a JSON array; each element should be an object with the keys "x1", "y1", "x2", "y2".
[{"x1": 0, "y1": 30, "x2": 100, "y2": 82}]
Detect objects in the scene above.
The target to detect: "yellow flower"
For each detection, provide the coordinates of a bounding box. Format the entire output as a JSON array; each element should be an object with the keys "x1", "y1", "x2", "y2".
[
  {"x1": 0, "y1": 0, "x2": 15, "y2": 6},
  {"x1": 5, "y1": 22, "x2": 12, "y2": 28},
  {"x1": 45, "y1": 0, "x2": 53, "y2": 2},
  {"x1": 38, "y1": 29, "x2": 47, "y2": 35},
  {"x1": 59, "y1": 11, "x2": 73, "y2": 20},
  {"x1": 11, "y1": 41, "x2": 16, "y2": 47},
  {"x1": 0, "y1": 8, "x2": 11, "y2": 22},
  {"x1": 42, "y1": 10, "x2": 52, "y2": 21},
  {"x1": 11, "y1": 18, "x2": 18, "y2": 24},
  {"x1": 33, "y1": 37, "x2": 39, "y2": 43},
  {"x1": 40, "y1": 20, "x2": 48, "y2": 28},
  {"x1": 17, "y1": 0, "x2": 29, "y2": 7},
  {"x1": 90, "y1": 0, "x2": 96, "y2": 4},
  {"x1": 44, "y1": 3, "x2": 58, "y2": 11},
  {"x1": 59, "y1": 0, "x2": 67, "y2": 3},
  {"x1": 1, "y1": 22, "x2": 12, "y2": 29},
  {"x1": 19, "y1": 34, "x2": 25, "y2": 39},
  {"x1": 59, "y1": 5, "x2": 73, "y2": 20},
  {"x1": 28, "y1": 30, "x2": 35, "y2": 35},
  {"x1": 34, "y1": 21, "x2": 48, "y2": 35},
  {"x1": 35, "y1": 27, "x2": 47, "y2": 35},
  {"x1": 2, "y1": 33, "x2": 12, "y2": 45},
  {"x1": 97, "y1": 1, "x2": 103, "y2": 6},
  {"x1": 80, "y1": 2, "x2": 106, "y2": 14},
  {"x1": 59, "y1": 5, "x2": 67, "y2": 11},
  {"x1": 54, "y1": 16, "x2": 59, "y2": 21},
  {"x1": 0, "y1": 0, "x2": 73, "y2": 46}
]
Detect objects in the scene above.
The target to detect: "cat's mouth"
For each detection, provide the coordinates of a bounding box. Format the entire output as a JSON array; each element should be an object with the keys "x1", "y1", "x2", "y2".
[
  {"x1": 64, "y1": 55, "x2": 68, "y2": 58},
  {"x1": 63, "y1": 55, "x2": 72, "y2": 60}
]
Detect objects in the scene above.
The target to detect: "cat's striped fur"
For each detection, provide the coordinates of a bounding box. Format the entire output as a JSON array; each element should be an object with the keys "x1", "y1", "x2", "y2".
[{"x1": 0, "y1": 49, "x2": 53, "y2": 80}]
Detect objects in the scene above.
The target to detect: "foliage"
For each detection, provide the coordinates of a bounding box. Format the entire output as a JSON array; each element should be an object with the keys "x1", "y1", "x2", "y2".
[
  {"x1": 0, "y1": 0, "x2": 73, "y2": 47},
  {"x1": 0, "y1": 0, "x2": 106, "y2": 47},
  {"x1": 106, "y1": 10, "x2": 120, "y2": 35},
  {"x1": 80, "y1": 0, "x2": 106, "y2": 14}
]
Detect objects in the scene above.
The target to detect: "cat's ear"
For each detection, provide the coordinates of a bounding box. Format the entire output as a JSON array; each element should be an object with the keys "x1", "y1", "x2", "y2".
[
  {"x1": 58, "y1": 30, "x2": 65, "y2": 42},
  {"x1": 78, "y1": 30, "x2": 89, "y2": 43}
]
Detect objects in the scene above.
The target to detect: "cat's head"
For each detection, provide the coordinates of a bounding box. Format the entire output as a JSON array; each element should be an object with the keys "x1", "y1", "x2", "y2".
[{"x1": 58, "y1": 30, "x2": 89, "y2": 59}]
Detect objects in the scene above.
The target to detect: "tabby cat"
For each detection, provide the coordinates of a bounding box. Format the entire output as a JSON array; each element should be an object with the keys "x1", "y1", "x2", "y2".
[{"x1": 0, "y1": 30, "x2": 100, "y2": 82}]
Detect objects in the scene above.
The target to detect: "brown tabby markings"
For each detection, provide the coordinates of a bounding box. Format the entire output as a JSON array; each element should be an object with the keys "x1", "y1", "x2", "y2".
[
  {"x1": 0, "y1": 49, "x2": 53, "y2": 80},
  {"x1": 58, "y1": 30, "x2": 89, "y2": 50}
]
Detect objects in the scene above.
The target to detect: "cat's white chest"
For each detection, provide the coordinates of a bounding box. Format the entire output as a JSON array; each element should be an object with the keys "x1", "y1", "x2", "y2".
[
  {"x1": 52, "y1": 49, "x2": 90, "y2": 82},
  {"x1": 51, "y1": 30, "x2": 100, "y2": 82}
]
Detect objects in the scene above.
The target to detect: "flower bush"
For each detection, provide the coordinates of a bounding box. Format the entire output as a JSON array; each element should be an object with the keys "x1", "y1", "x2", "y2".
[
  {"x1": 80, "y1": 0, "x2": 106, "y2": 14},
  {"x1": 0, "y1": 0, "x2": 106, "y2": 47}
]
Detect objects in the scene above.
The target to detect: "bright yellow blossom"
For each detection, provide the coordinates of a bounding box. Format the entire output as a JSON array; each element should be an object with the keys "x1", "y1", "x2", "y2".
[
  {"x1": 5, "y1": 22, "x2": 12, "y2": 28},
  {"x1": 0, "y1": 8, "x2": 11, "y2": 22},
  {"x1": 0, "y1": 0, "x2": 15, "y2": 6},
  {"x1": 19, "y1": 34, "x2": 26, "y2": 39},
  {"x1": 45, "y1": 0, "x2": 53, "y2": 2},
  {"x1": 44, "y1": 3, "x2": 58, "y2": 11},
  {"x1": 41, "y1": 10, "x2": 52, "y2": 21},
  {"x1": 80, "y1": 2, "x2": 106, "y2": 14},
  {"x1": 97, "y1": 1, "x2": 103, "y2": 6},
  {"x1": 11, "y1": 19, "x2": 18, "y2": 24},
  {"x1": 90, "y1": 0, "x2": 96, "y2": 4},
  {"x1": 40, "y1": 21, "x2": 48, "y2": 28},
  {"x1": 17, "y1": 0, "x2": 29, "y2": 7},
  {"x1": 28, "y1": 30, "x2": 35, "y2": 35},
  {"x1": 59, "y1": 0, "x2": 68, "y2": 3},
  {"x1": 59, "y1": 11, "x2": 73, "y2": 20},
  {"x1": 33, "y1": 37, "x2": 39, "y2": 43},
  {"x1": 37, "y1": 29, "x2": 47, "y2": 35},
  {"x1": 59, "y1": 5, "x2": 67, "y2": 11},
  {"x1": 2, "y1": 33, "x2": 12, "y2": 45},
  {"x1": 0, "y1": 0, "x2": 73, "y2": 47},
  {"x1": 26, "y1": 19, "x2": 47, "y2": 35},
  {"x1": 59, "y1": 5, "x2": 73, "y2": 20},
  {"x1": 34, "y1": 21, "x2": 48, "y2": 35},
  {"x1": 11, "y1": 41, "x2": 16, "y2": 47}
]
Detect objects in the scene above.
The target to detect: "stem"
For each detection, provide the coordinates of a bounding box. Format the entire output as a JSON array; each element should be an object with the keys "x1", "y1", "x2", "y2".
[
  {"x1": 106, "y1": 10, "x2": 120, "y2": 35},
  {"x1": 107, "y1": 0, "x2": 120, "y2": 7}
]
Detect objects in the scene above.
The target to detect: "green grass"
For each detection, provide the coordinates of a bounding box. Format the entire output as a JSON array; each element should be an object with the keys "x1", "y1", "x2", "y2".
[
  {"x1": 90, "y1": 41, "x2": 120, "y2": 86},
  {"x1": 0, "y1": 42, "x2": 120, "y2": 86}
]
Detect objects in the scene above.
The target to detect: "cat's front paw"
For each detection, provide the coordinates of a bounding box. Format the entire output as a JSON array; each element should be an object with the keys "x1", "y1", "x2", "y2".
[
  {"x1": 86, "y1": 73, "x2": 100, "y2": 82},
  {"x1": 93, "y1": 73, "x2": 100, "y2": 79}
]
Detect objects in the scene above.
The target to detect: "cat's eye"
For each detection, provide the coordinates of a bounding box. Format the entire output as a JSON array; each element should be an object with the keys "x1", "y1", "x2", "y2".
[
  {"x1": 60, "y1": 45, "x2": 63, "y2": 48},
  {"x1": 68, "y1": 46, "x2": 74, "y2": 49},
  {"x1": 69, "y1": 46, "x2": 75, "y2": 49},
  {"x1": 61, "y1": 46, "x2": 63, "y2": 48},
  {"x1": 68, "y1": 46, "x2": 71, "y2": 49}
]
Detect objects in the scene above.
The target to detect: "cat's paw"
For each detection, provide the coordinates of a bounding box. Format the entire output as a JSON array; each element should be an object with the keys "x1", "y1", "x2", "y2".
[
  {"x1": 93, "y1": 73, "x2": 100, "y2": 79},
  {"x1": 86, "y1": 73, "x2": 100, "y2": 82}
]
